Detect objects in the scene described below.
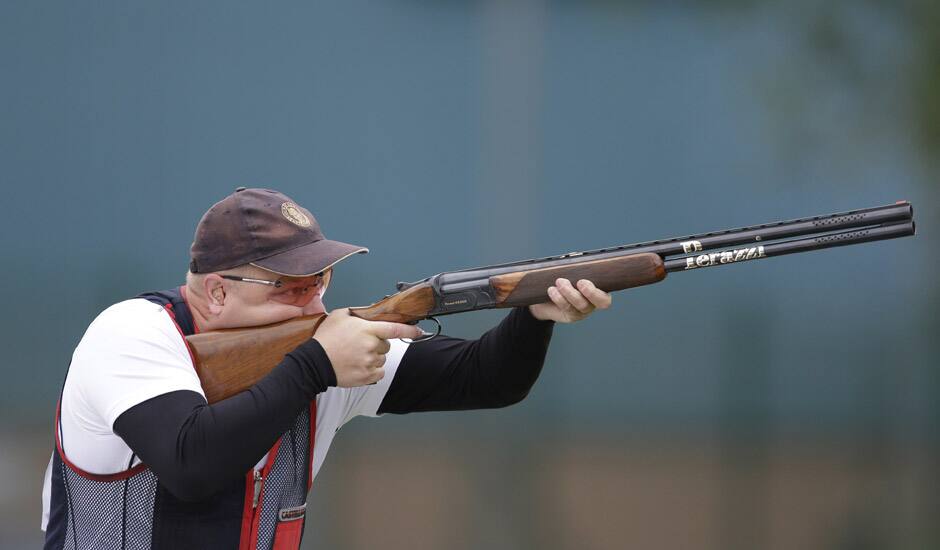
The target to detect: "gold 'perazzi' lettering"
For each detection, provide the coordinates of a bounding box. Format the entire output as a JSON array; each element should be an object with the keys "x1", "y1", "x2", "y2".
[{"x1": 684, "y1": 245, "x2": 765, "y2": 270}]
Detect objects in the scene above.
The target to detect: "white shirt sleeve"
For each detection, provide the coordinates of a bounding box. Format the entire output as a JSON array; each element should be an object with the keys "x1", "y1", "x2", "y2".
[
  {"x1": 338, "y1": 337, "x2": 409, "y2": 425},
  {"x1": 310, "y1": 338, "x2": 410, "y2": 482},
  {"x1": 58, "y1": 299, "x2": 205, "y2": 474}
]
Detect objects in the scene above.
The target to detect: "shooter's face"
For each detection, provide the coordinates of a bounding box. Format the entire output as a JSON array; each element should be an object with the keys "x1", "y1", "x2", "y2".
[{"x1": 211, "y1": 269, "x2": 331, "y2": 329}]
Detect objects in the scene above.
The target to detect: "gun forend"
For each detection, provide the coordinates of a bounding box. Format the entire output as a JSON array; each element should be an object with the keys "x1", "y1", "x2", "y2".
[{"x1": 490, "y1": 252, "x2": 665, "y2": 308}]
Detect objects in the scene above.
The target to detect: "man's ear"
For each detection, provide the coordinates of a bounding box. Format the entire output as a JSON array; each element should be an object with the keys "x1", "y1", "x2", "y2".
[{"x1": 203, "y1": 274, "x2": 227, "y2": 314}]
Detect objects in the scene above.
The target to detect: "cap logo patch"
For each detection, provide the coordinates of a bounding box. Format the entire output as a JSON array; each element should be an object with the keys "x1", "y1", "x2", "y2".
[{"x1": 281, "y1": 202, "x2": 311, "y2": 227}]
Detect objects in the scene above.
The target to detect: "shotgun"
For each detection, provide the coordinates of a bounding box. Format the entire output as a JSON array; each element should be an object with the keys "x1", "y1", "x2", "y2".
[{"x1": 186, "y1": 201, "x2": 915, "y2": 403}]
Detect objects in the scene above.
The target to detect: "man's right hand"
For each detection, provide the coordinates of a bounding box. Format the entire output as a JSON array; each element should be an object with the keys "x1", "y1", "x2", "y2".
[{"x1": 313, "y1": 308, "x2": 423, "y2": 387}]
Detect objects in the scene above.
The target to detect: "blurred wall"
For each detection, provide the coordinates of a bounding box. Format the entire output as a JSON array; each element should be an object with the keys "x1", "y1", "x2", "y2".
[{"x1": 1, "y1": 1, "x2": 936, "y2": 549}]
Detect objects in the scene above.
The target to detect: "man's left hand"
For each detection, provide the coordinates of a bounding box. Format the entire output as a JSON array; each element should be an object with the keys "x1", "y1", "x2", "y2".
[{"x1": 528, "y1": 278, "x2": 612, "y2": 323}]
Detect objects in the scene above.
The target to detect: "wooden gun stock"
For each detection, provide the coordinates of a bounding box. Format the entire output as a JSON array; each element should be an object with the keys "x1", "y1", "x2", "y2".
[
  {"x1": 186, "y1": 314, "x2": 327, "y2": 404},
  {"x1": 344, "y1": 282, "x2": 437, "y2": 324}
]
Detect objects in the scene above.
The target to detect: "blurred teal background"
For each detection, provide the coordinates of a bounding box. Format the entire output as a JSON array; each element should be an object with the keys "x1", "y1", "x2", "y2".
[{"x1": 1, "y1": 1, "x2": 937, "y2": 548}]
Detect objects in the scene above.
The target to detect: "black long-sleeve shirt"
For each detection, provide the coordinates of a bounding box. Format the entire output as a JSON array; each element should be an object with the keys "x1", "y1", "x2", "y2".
[{"x1": 113, "y1": 307, "x2": 554, "y2": 501}]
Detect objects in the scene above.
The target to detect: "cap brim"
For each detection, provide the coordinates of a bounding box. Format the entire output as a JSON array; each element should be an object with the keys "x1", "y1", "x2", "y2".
[{"x1": 251, "y1": 239, "x2": 369, "y2": 277}]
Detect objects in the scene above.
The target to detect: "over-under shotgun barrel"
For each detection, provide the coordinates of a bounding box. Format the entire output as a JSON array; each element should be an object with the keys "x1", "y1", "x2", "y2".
[
  {"x1": 434, "y1": 201, "x2": 913, "y2": 291},
  {"x1": 354, "y1": 201, "x2": 914, "y2": 322},
  {"x1": 663, "y1": 220, "x2": 915, "y2": 272}
]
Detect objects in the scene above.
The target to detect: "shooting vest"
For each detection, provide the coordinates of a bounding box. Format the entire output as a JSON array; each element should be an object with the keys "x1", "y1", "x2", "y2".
[{"x1": 44, "y1": 287, "x2": 316, "y2": 550}]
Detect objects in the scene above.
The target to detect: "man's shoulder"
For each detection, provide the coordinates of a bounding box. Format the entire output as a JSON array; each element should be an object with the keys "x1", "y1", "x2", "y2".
[
  {"x1": 59, "y1": 296, "x2": 202, "y2": 475},
  {"x1": 78, "y1": 298, "x2": 181, "y2": 350},
  {"x1": 101, "y1": 297, "x2": 170, "y2": 318},
  {"x1": 89, "y1": 298, "x2": 172, "y2": 329},
  {"x1": 66, "y1": 296, "x2": 200, "y2": 408}
]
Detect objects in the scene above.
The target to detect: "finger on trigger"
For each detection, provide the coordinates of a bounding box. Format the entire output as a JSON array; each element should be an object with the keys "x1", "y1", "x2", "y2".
[{"x1": 369, "y1": 321, "x2": 423, "y2": 340}]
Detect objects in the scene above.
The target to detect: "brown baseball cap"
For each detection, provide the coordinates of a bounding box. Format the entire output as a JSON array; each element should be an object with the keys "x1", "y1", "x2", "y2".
[{"x1": 189, "y1": 187, "x2": 368, "y2": 276}]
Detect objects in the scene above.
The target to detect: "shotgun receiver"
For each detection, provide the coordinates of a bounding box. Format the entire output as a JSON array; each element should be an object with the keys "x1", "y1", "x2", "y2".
[{"x1": 187, "y1": 201, "x2": 915, "y2": 403}]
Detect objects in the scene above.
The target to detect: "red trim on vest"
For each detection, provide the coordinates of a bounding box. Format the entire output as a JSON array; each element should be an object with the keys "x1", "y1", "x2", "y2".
[
  {"x1": 307, "y1": 401, "x2": 317, "y2": 492},
  {"x1": 54, "y1": 400, "x2": 149, "y2": 482},
  {"x1": 238, "y1": 469, "x2": 255, "y2": 550},
  {"x1": 272, "y1": 515, "x2": 304, "y2": 550},
  {"x1": 238, "y1": 403, "x2": 317, "y2": 550},
  {"x1": 248, "y1": 438, "x2": 283, "y2": 549},
  {"x1": 270, "y1": 402, "x2": 317, "y2": 550},
  {"x1": 178, "y1": 285, "x2": 201, "y2": 334},
  {"x1": 163, "y1": 303, "x2": 199, "y2": 369}
]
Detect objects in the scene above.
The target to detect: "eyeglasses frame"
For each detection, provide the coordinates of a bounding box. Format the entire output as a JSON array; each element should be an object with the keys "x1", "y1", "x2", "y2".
[{"x1": 219, "y1": 270, "x2": 329, "y2": 290}]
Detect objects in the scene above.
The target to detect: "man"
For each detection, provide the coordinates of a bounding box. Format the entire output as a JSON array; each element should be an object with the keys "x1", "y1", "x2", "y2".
[{"x1": 42, "y1": 188, "x2": 612, "y2": 549}]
